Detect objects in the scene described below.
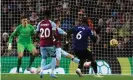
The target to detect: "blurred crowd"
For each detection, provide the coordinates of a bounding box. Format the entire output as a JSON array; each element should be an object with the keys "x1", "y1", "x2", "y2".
[{"x1": 1, "y1": 0, "x2": 133, "y2": 58}]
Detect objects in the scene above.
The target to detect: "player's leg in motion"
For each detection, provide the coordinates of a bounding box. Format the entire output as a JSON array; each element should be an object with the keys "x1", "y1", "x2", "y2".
[
  {"x1": 39, "y1": 47, "x2": 48, "y2": 78},
  {"x1": 55, "y1": 48, "x2": 62, "y2": 67},
  {"x1": 61, "y1": 49, "x2": 80, "y2": 64},
  {"x1": 88, "y1": 51, "x2": 98, "y2": 76},
  {"x1": 74, "y1": 50, "x2": 84, "y2": 77},
  {"x1": 83, "y1": 49, "x2": 102, "y2": 77},
  {"x1": 47, "y1": 47, "x2": 56, "y2": 78},
  {"x1": 55, "y1": 48, "x2": 80, "y2": 68},
  {"x1": 16, "y1": 43, "x2": 25, "y2": 73},
  {"x1": 77, "y1": 58, "x2": 85, "y2": 76},
  {"x1": 40, "y1": 47, "x2": 57, "y2": 78},
  {"x1": 26, "y1": 44, "x2": 38, "y2": 73}
]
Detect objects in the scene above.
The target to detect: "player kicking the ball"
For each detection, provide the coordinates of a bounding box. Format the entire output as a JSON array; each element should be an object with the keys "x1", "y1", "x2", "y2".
[
  {"x1": 8, "y1": 16, "x2": 38, "y2": 73},
  {"x1": 36, "y1": 10, "x2": 57, "y2": 78},
  {"x1": 54, "y1": 19, "x2": 80, "y2": 67},
  {"x1": 68, "y1": 17, "x2": 102, "y2": 77}
]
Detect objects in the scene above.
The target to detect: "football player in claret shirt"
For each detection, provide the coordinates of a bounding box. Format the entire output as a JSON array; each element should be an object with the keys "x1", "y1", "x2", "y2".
[
  {"x1": 36, "y1": 10, "x2": 57, "y2": 78},
  {"x1": 54, "y1": 19, "x2": 80, "y2": 67}
]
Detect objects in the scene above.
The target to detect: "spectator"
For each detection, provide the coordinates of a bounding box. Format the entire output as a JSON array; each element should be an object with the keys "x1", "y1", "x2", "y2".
[
  {"x1": 118, "y1": 12, "x2": 131, "y2": 38},
  {"x1": 29, "y1": 11, "x2": 39, "y2": 26},
  {"x1": 1, "y1": 5, "x2": 10, "y2": 33},
  {"x1": 1, "y1": 32, "x2": 9, "y2": 56},
  {"x1": 98, "y1": 17, "x2": 104, "y2": 27},
  {"x1": 39, "y1": 6, "x2": 45, "y2": 20}
]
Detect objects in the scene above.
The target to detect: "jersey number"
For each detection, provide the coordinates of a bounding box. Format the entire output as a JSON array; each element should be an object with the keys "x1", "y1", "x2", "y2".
[
  {"x1": 40, "y1": 28, "x2": 50, "y2": 38},
  {"x1": 76, "y1": 31, "x2": 82, "y2": 40}
]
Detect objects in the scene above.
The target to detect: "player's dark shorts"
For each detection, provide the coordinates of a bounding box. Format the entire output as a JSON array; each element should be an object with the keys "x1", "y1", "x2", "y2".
[{"x1": 74, "y1": 48, "x2": 95, "y2": 61}]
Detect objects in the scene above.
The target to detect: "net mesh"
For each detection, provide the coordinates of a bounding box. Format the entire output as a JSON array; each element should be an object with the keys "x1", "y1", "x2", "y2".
[{"x1": 1, "y1": 0, "x2": 133, "y2": 75}]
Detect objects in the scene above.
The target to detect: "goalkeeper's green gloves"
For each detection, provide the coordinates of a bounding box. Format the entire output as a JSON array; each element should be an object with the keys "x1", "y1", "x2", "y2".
[{"x1": 8, "y1": 43, "x2": 12, "y2": 51}]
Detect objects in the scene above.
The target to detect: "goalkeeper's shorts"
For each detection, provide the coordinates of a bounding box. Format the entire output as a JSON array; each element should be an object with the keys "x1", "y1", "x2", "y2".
[{"x1": 17, "y1": 43, "x2": 36, "y2": 53}]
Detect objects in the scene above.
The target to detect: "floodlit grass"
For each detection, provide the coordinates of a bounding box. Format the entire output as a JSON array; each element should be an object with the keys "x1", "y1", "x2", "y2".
[{"x1": 1, "y1": 74, "x2": 133, "y2": 80}]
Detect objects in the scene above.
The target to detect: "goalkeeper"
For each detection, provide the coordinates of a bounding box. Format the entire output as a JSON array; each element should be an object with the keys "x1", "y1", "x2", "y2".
[{"x1": 8, "y1": 16, "x2": 38, "y2": 73}]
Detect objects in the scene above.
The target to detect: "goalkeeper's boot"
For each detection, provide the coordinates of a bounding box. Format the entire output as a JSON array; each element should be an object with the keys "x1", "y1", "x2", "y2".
[
  {"x1": 26, "y1": 67, "x2": 34, "y2": 73},
  {"x1": 76, "y1": 68, "x2": 84, "y2": 77},
  {"x1": 50, "y1": 74, "x2": 57, "y2": 78}
]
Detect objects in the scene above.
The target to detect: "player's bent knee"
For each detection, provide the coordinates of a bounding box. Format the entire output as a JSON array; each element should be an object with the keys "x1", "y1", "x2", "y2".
[
  {"x1": 18, "y1": 53, "x2": 23, "y2": 58},
  {"x1": 56, "y1": 57, "x2": 61, "y2": 61},
  {"x1": 32, "y1": 49, "x2": 38, "y2": 56}
]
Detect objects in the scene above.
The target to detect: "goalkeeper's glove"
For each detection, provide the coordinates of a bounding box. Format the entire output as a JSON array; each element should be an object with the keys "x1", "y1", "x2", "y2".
[{"x1": 8, "y1": 43, "x2": 12, "y2": 51}]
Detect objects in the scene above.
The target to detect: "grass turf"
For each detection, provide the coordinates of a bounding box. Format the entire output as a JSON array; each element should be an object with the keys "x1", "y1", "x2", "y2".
[{"x1": 1, "y1": 74, "x2": 133, "y2": 80}]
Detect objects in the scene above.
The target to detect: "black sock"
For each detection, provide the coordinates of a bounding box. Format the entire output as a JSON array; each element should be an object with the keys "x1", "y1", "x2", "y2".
[
  {"x1": 55, "y1": 66, "x2": 59, "y2": 68},
  {"x1": 78, "y1": 61, "x2": 83, "y2": 69},
  {"x1": 78, "y1": 59, "x2": 84, "y2": 73},
  {"x1": 91, "y1": 61, "x2": 97, "y2": 74},
  {"x1": 17, "y1": 58, "x2": 22, "y2": 73},
  {"x1": 28, "y1": 55, "x2": 35, "y2": 68}
]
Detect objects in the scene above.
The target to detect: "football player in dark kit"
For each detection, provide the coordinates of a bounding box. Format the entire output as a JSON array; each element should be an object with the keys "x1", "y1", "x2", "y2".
[{"x1": 68, "y1": 17, "x2": 102, "y2": 77}]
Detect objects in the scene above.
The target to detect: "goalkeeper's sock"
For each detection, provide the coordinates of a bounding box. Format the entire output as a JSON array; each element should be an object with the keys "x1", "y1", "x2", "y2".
[
  {"x1": 71, "y1": 57, "x2": 80, "y2": 64},
  {"x1": 17, "y1": 58, "x2": 22, "y2": 73},
  {"x1": 51, "y1": 58, "x2": 56, "y2": 74},
  {"x1": 28, "y1": 55, "x2": 35, "y2": 68},
  {"x1": 41, "y1": 59, "x2": 46, "y2": 69},
  {"x1": 91, "y1": 61, "x2": 97, "y2": 74}
]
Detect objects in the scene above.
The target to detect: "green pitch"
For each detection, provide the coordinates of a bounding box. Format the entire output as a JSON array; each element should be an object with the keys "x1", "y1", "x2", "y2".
[{"x1": 1, "y1": 74, "x2": 133, "y2": 80}]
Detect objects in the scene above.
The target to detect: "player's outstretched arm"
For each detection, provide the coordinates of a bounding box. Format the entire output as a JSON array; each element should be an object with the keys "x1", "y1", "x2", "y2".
[
  {"x1": 8, "y1": 26, "x2": 19, "y2": 50},
  {"x1": 57, "y1": 28, "x2": 67, "y2": 36},
  {"x1": 8, "y1": 27, "x2": 19, "y2": 43},
  {"x1": 51, "y1": 21, "x2": 56, "y2": 36}
]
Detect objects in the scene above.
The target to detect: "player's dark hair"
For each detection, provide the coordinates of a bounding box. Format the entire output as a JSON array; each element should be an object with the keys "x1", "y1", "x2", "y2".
[
  {"x1": 44, "y1": 10, "x2": 51, "y2": 18},
  {"x1": 20, "y1": 15, "x2": 27, "y2": 20},
  {"x1": 82, "y1": 17, "x2": 88, "y2": 25}
]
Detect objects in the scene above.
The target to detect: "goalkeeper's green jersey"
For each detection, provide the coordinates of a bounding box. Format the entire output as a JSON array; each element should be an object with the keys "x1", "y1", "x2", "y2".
[{"x1": 8, "y1": 24, "x2": 36, "y2": 45}]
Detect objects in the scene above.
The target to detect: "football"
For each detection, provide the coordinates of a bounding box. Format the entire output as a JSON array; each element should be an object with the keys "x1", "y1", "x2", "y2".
[{"x1": 110, "y1": 39, "x2": 118, "y2": 47}]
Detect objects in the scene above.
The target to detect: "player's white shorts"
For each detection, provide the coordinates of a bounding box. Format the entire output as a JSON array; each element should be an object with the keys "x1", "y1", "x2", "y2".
[{"x1": 56, "y1": 48, "x2": 69, "y2": 60}]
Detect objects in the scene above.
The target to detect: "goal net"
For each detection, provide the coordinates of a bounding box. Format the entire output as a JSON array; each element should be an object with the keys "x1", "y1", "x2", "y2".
[{"x1": 1, "y1": 0, "x2": 133, "y2": 75}]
